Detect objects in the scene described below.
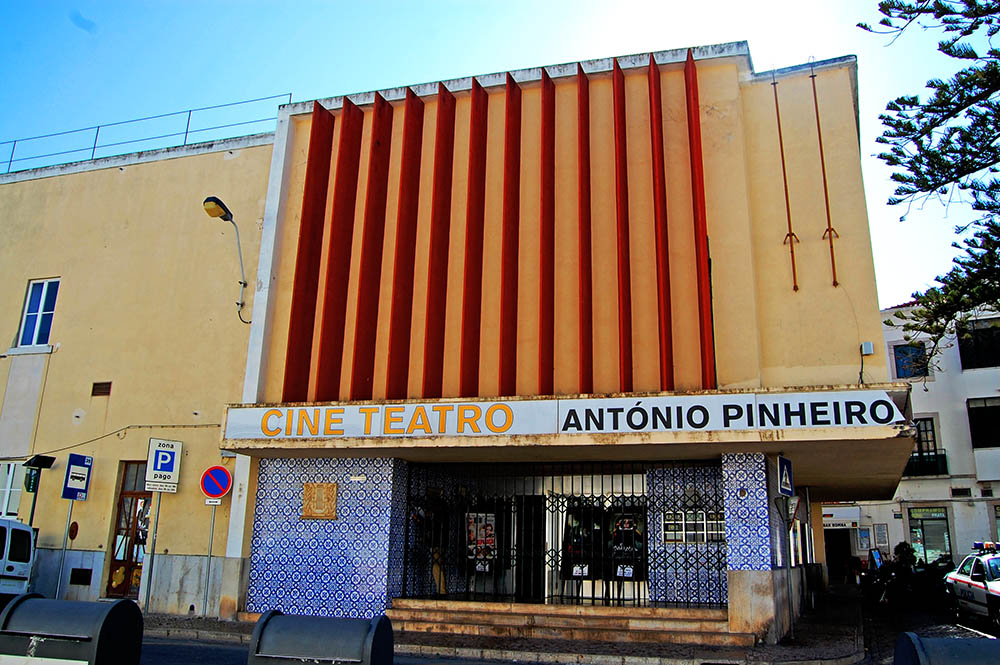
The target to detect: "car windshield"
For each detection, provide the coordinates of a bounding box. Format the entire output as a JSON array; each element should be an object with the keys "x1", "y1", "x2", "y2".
[{"x1": 988, "y1": 558, "x2": 1000, "y2": 579}]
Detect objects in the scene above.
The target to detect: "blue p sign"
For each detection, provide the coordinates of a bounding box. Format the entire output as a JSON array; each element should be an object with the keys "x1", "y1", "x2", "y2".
[{"x1": 154, "y1": 450, "x2": 175, "y2": 472}]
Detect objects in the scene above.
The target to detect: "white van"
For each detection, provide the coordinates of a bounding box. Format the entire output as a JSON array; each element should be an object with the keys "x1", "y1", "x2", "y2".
[{"x1": 0, "y1": 518, "x2": 34, "y2": 601}]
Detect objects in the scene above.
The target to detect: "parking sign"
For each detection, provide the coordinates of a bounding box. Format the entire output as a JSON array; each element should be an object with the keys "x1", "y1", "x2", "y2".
[{"x1": 145, "y1": 438, "x2": 182, "y2": 492}]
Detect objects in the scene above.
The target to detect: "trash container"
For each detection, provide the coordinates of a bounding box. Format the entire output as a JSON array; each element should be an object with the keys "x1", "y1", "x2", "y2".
[
  {"x1": 0, "y1": 593, "x2": 142, "y2": 665},
  {"x1": 249, "y1": 610, "x2": 393, "y2": 665},
  {"x1": 894, "y1": 631, "x2": 1000, "y2": 665}
]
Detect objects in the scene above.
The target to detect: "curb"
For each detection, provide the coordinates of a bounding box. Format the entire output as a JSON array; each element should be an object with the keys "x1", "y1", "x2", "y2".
[
  {"x1": 395, "y1": 643, "x2": 866, "y2": 665},
  {"x1": 145, "y1": 628, "x2": 253, "y2": 644}
]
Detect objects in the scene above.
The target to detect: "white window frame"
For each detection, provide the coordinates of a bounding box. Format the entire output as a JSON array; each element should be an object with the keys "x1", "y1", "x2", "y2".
[
  {"x1": 17, "y1": 278, "x2": 59, "y2": 348},
  {"x1": 0, "y1": 464, "x2": 23, "y2": 517},
  {"x1": 662, "y1": 509, "x2": 725, "y2": 544}
]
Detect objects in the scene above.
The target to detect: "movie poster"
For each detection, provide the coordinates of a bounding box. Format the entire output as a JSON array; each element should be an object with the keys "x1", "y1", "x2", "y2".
[
  {"x1": 466, "y1": 512, "x2": 496, "y2": 572},
  {"x1": 609, "y1": 511, "x2": 647, "y2": 581}
]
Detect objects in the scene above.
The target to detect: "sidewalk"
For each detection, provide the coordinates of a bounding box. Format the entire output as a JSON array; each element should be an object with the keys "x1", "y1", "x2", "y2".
[{"x1": 144, "y1": 591, "x2": 864, "y2": 665}]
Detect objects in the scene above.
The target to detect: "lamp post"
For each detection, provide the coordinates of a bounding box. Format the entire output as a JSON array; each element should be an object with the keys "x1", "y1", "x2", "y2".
[{"x1": 202, "y1": 196, "x2": 250, "y2": 324}]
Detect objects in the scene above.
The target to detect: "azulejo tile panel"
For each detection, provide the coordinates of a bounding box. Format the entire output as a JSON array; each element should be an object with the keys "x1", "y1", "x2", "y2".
[
  {"x1": 247, "y1": 457, "x2": 404, "y2": 618},
  {"x1": 721, "y1": 453, "x2": 773, "y2": 571},
  {"x1": 646, "y1": 465, "x2": 728, "y2": 604}
]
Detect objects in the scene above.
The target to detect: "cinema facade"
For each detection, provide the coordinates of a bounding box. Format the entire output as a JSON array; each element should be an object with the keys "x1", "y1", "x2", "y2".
[{"x1": 219, "y1": 42, "x2": 912, "y2": 643}]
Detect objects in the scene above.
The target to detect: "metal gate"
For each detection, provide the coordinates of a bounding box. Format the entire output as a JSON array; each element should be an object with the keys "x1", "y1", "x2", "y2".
[{"x1": 401, "y1": 461, "x2": 727, "y2": 607}]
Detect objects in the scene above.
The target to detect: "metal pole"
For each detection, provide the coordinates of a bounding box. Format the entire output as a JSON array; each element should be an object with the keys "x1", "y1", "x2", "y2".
[
  {"x1": 7, "y1": 140, "x2": 15, "y2": 173},
  {"x1": 183, "y1": 110, "x2": 192, "y2": 145},
  {"x1": 202, "y1": 504, "x2": 216, "y2": 616},
  {"x1": 787, "y1": 515, "x2": 795, "y2": 640},
  {"x1": 54, "y1": 500, "x2": 74, "y2": 599},
  {"x1": 91, "y1": 126, "x2": 101, "y2": 160},
  {"x1": 143, "y1": 492, "x2": 162, "y2": 612},
  {"x1": 28, "y1": 470, "x2": 40, "y2": 527}
]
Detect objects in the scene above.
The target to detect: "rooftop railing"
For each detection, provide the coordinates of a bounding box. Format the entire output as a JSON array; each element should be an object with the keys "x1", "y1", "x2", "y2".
[{"x1": 1, "y1": 93, "x2": 291, "y2": 174}]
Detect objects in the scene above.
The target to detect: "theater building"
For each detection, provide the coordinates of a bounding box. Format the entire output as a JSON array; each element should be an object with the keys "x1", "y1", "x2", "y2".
[{"x1": 219, "y1": 42, "x2": 911, "y2": 644}]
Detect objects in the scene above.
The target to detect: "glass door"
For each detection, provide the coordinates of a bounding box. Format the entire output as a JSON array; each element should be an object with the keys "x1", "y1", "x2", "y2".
[{"x1": 106, "y1": 462, "x2": 152, "y2": 599}]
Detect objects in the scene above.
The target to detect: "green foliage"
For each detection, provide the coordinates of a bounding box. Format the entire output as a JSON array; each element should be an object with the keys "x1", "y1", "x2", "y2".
[{"x1": 861, "y1": 2, "x2": 1000, "y2": 358}]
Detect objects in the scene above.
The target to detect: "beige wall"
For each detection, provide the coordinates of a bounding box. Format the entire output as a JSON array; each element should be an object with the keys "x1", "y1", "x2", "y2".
[
  {"x1": 259, "y1": 54, "x2": 886, "y2": 406},
  {"x1": 0, "y1": 141, "x2": 271, "y2": 594}
]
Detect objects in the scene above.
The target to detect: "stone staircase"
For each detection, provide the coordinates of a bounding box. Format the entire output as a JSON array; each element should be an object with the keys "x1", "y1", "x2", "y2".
[{"x1": 387, "y1": 599, "x2": 754, "y2": 647}]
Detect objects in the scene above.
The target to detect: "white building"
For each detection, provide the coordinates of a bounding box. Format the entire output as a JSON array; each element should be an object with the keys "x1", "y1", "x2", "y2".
[{"x1": 823, "y1": 305, "x2": 1000, "y2": 575}]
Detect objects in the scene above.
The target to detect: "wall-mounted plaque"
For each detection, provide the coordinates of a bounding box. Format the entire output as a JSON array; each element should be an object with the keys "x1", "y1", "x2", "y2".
[{"x1": 302, "y1": 482, "x2": 338, "y2": 520}]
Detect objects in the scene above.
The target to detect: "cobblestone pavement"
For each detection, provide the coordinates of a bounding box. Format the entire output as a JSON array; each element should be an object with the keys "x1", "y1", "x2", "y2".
[{"x1": 862, "y1": 601, "x2": 998, "y2": 665}]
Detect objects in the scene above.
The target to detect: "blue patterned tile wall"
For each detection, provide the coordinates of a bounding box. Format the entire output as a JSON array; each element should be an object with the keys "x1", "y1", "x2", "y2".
[
  {"x1": 247, "y1": 457, "x2": 407, "y2": 618},
  {"x1": 646, "y1": 465, "x2": 728, "y2": 604},
  {"x1": 721, "y1": 453, "x2": 773, "y2": 571}
]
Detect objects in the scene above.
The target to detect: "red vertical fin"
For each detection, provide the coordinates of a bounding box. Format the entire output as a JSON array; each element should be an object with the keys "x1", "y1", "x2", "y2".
[
  {"x1": 577, "y1": 65, "x2": 594, "y2": 395},
  {"x1": 459, "y1": 79, "x2": 489, "y2": 397},
  {"x1": 421, "y1": 84, "x2": 457, "y2": 398},
  {"x1": 613, "y1": 59, "x2": 634, "y2": 393},
  {"x1": 538, "y1": 70, "x2": 556, "y2": 395},
  {"x1": 684, "y1": 50, "x2": 717, "y2": 389},
  {"x1": 282, "y1": 102, "x2": 335, "y2": 402},
  {"x1": 499, "y1": 74, "x2": 522, "y2": 397},
  {"x1": 349, "y1": 93, "x2": 394, "y2": 401},
  {"x1": 313, "y1": 98, "x2": 364, "y2": 401},
  {"x1": 647, "y1": 55, "x2": 674, "y2": 391},
  {"x1": 385, "y1": 89, "x2": 425, "y2": 399}
]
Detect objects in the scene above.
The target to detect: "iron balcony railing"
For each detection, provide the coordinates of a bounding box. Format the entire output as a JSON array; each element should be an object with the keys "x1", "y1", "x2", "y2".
[
  {"x1": 903, "y1": 452, "x2": 948, "y2": 477},
  {"x1": 2, "y1": 93, "x2": 291, "y2": 174}
]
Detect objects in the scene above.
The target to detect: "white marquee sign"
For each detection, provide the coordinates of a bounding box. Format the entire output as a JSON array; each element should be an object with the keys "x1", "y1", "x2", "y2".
[{"x1": 225, "y1": 390, "x2": 904, "y2": 441}]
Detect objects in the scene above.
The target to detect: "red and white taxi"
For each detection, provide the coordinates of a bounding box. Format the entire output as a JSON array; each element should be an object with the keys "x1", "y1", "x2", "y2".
[{"x1": 945, "y1": 541, "x2": 1000, "y2": 628}]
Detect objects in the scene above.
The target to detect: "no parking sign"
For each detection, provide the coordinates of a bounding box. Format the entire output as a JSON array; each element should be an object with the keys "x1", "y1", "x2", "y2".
[{"x1": 200, "y1": 465, "x2": 232, "y2": 500}]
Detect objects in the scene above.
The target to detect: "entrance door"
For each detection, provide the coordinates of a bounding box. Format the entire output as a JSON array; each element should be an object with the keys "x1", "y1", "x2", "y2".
[
  {"x1": 106, "y1": 462, "x2": 152, "y2": 599},
  {"x1": 824, "y1": 528, "x2": 853, "y2": 584},
  {"x1": 513, "y1": 496, "x2": 545, "y2": 602}
]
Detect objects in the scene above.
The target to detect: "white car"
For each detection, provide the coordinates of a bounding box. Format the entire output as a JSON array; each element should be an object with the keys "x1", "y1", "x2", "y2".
[
  {"x1": 0, "y1": 518, "x2": 34, "y2": 603},
  {"x1": 944, "y1": 542, "x2": 1000, "y2": 628}
]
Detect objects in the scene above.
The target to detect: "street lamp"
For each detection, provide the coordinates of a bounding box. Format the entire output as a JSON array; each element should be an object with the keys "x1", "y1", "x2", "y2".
[
  {"x1": 22, "y1": 454, "x2": 55, "y2": 527},
  {"x1": 203, "y1": 196, "x2": 250, "y2": 324}
]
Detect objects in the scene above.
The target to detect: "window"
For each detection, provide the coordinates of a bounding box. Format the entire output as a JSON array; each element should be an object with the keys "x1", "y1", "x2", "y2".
[
  {"x1": 951, "y1": 487, "x2": 972, "y2": 498},
  {"x1": 995, "y1": 506, "x2": 1000, "y2": 541},
  {"x1": 0, "y1": 464, "x2": 23, "y2": 517},
  {"x1": 662, "y1": 510, "x2": 725, "y2": 544},
  {"x1": 893, "y1": 342, "x2": 928, "y2": 379},
  {"x1": 17, "y1": 279, "x2": 59, "y2": 347},
  {"x1": 957, "y1": 317, "x2": 1000, "y2": 370},
  {"x1": 904, "y1": 418, "x2": 948, "y2": 476},
  {"x1": 968, "y1": 398, "x2": 1000, "y2": 449},
  {"x1": 908, "y1": 506, "x2": 952, "y2": 564},
  {"x1": 8, "y1": 529, "x2": 30, "y2": 563}
]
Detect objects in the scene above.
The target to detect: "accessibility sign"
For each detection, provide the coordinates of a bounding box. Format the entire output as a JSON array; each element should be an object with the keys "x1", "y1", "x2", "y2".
[
  {"x1": 200, "y1": 466, "x2": 233, "y2": 499},
  {"x1": 61, "y1": 453, "x2": 93, "y2": 501},
  {"x1": 145, "y1": 438, "x2": 182, "y2": 493},
  {"x1": 778, "y1": 456, "x2": 794, "y2": 497}
]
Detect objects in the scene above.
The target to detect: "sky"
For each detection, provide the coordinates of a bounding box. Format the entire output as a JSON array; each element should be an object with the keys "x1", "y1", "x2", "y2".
[{"x1": 0, "y1": 0, "x2": 978, "y2": 309}]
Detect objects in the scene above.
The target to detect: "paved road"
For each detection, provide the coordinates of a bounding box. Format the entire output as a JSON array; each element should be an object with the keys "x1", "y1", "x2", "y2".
[{"x1": 141, "y1": 636, "x2": 509, "y2": 665}]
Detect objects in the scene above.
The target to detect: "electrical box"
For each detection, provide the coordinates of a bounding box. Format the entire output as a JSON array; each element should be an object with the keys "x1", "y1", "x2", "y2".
[{"x1": 859, "y1": 341, "x2": 875, "y2": 356}]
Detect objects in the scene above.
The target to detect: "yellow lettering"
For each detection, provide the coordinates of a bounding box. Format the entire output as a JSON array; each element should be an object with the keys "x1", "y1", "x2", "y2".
[
  {"x1": 457, "y1": 404, "x2": 482, "y2": 433},
  {"x1": 432, "y1": 405, "x2": 453, "y2": 433},
  {"x1": 298, "y1": 409, "x2": 320, "y2": 436},
  {"x1": 406, "y1": 406, "x2": 432, "y2": 435},
  {"x1": 485, "y1": 403, "x2": 513, "y2": 433},
  {"x1": 324, "y1": 408, "x2": 344, "y2": 436},
  {"x1": 285, "y1": 409, "x2": 293, "y2": 435},
  {"x1": 384, "y1": 406, "x2": 404, "y2": 435},
  {"x1": 359, "y1": 407, "x2": 379, "y2": 435},
  {"x1": 261, "y1": 409, "x2": 282, "y2": 436}
]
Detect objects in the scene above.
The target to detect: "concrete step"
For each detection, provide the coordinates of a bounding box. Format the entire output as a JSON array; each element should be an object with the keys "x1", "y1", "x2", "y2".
[
  {"x1": 390, "y1": 598, "x2": 728, "y2": 621},
  {"x1": 386, "y1": 608, "x2": 729, "y2": 633},
  {"x1": 393, "y1": 620, "x2": 754, "y2": 646}
]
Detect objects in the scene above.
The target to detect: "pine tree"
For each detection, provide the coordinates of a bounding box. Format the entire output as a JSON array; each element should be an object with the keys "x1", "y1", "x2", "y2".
[{"x1": 861, "y1": 1, "x2": 1000, "y2": 364}]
